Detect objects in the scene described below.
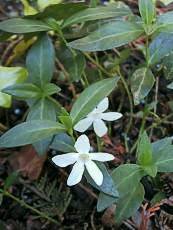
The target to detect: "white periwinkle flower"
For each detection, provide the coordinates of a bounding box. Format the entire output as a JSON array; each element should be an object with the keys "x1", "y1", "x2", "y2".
[
  {"x1": 74, "y1": 97, "x2": 123, "y2": 137},
  {"x1": 52, "y1": 135, "x2": 114, "y2": 186}
]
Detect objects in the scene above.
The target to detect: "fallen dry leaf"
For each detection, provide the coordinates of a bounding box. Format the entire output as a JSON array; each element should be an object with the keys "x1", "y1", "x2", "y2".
[{"x1": 9, "y1": 145, "x2": 46, "y2": 180}]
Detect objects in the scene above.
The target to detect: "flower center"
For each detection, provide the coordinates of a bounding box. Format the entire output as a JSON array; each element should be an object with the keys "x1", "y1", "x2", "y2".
[
  {"x1": 90, "y1": 111, "x2": 101, "y2": 120},
  {"x1": 79, "y1": 153, "x2": 90, "y2": 162}
]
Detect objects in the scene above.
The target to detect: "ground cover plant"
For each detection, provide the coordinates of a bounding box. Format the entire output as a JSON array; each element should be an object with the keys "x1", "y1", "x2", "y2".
[{"x1": 0, "y1": 0, "x2": 173, "y2": 229}]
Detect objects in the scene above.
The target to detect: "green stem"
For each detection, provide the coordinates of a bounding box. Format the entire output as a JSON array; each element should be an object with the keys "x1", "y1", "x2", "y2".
[
  {"x1": 0, "y1": 189, "x2": 59, "y2": 225},
  {"x1": 82, "y1": 72, "x2": 89, "y2": 87},
  {"x1": 96, "y1": 136, "x2": 102, "y2": 152}
]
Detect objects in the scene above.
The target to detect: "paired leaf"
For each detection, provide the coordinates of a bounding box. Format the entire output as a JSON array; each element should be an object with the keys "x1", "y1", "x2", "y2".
[
  {"x1": 149, "y1": 33, "x2": 173, "y2": 65},
  {"x1": 131, "y1": 67, "x2": 155, "y2": 105},
  {"x1": 0, "y1": 18, "x2": 51, "y2": 33},
  {"x1": 0, "y1": 66, "x2": 28, "y2": 108},
  {"x1": 62, "y1": 2, "x2": 132, "y2": 28},
  {"x1": 70, "y1": 77, "x2": 119, "y2": 124},
  {"x1": 42, "y1": 83, "x2": 61, "y2": 96},
  {"x1": 26, "y1": 34, "x2": 55, "y2": 88},
  {"x1": 0, "y1": 120, "x2": 65, "y2": 148},
  {"x1": 37, "y1": 0, "x2": 62, "y2": 11},
  {"x1": 68, "y1": 21, "x2": 144, "y2": 51},
  {"x1": 139, "y1": 0, "x2": 156, "y2": 25}
]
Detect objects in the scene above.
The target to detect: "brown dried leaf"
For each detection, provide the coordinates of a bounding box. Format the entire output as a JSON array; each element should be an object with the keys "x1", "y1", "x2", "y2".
[{"x1": 9, "y1": 145, "x2": 46, "y2": 180}]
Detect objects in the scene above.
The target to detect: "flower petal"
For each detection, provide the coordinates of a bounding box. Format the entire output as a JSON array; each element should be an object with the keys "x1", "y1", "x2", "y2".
[
  {"x1": 85, "y1": 160, "x2": 103, "y2": 186},
  {"x1": 74, "y1": 135, "x2": 90, "y2": 153},
  {"x1": 97, "y1": 97, "x2": 108, "y2": 113},
  {"x1": 90, "y1": 153, "x2": 115, "y2": 162},
  {"x1": 67, "y1": 161, "x2": 84, "y2": 186},
  {"x1": 101, "y1": 112, "x2": 122, "y2": 121},
  {"x1": 52, "y1": 153, "x2": 78, "y2": 167},
  {"x1": 93, "y1": 119, "x2": 108, "y2": 137},
  {"x1": 74, "y1": 117, "x2": 93, "y2": 132}
]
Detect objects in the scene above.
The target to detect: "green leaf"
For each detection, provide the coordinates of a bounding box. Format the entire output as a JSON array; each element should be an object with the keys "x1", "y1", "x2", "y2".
[
  {"x1": 0, "y1": 18, "x2": 51, "y2": 33},
  {"x1": 26, "y1": 34, "x2": 55, "y2": 88},
  {"x1": 68, "y1": 21, "x2": 144, "y2": 51},
  {"x1": 70, "y1": 77, "x2": 119, "y2": 124},
  {"x1": 163, "y1": 52, "x2": 173, "y2": 80},
  {"x1": 4, "y1": 171, "x2": 19, "y2": 190},
  {"x1": 0, "y1": 66, "x2": 28, "y2": 108},
  {"x1": 85, "y1": 162, "x2": 119, "y2": 197},
  {"x1": 27, "y1": 98, "x2": 58, "y2": 155},
  {"x1": 139, "y1": 0, "x2": 156, "y2": 25},
  {"x1": 97, "y1": 164, "x2": 145, "y2": 211},
  {"x1": 32, "y1": 3, "x2": 87, "y2": 21},
  {"x1": 50, "y1": 133, "x2": 75, "y2": 152},
  {"x1": 114, "y1": 183, "x2": 144, "y2": 224},
  {"x1": 157, "y1": 11, "x2": 173, "y2": 33},
  {"x1": 137, "y1": 131, "x2": 153, "y2": 166},
  {"x1": 57, "y1": 46, "x2": 86, "y2": 82},
  {"x1": 0, "y1": 120, "x2": 65, "y2": 148},
  {"x1": 62, "y1": 2, "x2": 132, "y2": 28},
  {"x1": 131, "y1": 67, "x2": 155, "y2": 105},
  {"x1": 159, "y1": 0, "x2": 173, "y2": 5},
  {"x1": 149, "y1": 33, "x2": 173, "y2": 66},
  {"x1": 42, "y1": 83, "x2": 61, "y2": 96},
  {"x1": 152, "y1": 138, "x2": 173, "y2": 172},
  {"x1": 2, "y1": 83, "x2": 41, "y2": 99}
]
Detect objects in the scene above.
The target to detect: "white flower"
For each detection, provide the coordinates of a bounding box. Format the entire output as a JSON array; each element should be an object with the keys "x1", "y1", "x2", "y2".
[
  {"x1": 52, "y1": 135, "x2": 114, "y2": 186},
  {"x1": 74, "y1": 97, "x2": 122, "y2": 137}
]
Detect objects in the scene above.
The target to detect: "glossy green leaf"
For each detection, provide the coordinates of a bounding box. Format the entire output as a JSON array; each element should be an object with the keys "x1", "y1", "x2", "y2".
[
  {"x1": 27, "y1": 98, "x2": 58, "y2": 155},
  {"x1": 0, "y1": 18, "x2": 51, "y2": 33},
  {"x1": 2, "y1": 83, "x2": 41, "y2": 99},
  {"x1": 139, "y1": 0, "x2": 156, "y2": 25},
  {"x1": 115, "y1": 183, "x2": 144, "y2": 224},
  {"x1": 62, "y1": 2, "x2": 132, "y2": 28},
  {"x1": 131, "y1": 67, "x2": 155, "y2": 105},
  {"x1": 68, "y1": 21, "x2": 144, "y2": 51},
  {"x1": 85, "y1": 162, "x2": 119, "y2": 197},
  {"x1": 50, "y1": 133, "x2": 75, "y2": 153},
  {"x1": 26, "y1": 34, "x2": 55, "y2": 88},
  {"x1": 149, "y1": 33, "x2": 173, "y2": 65},
  {"x1": 0, "y1": 120, "x2": 65, "y2": 148},
  {"x1": 57, "y1": 46, "x2": 86, "y2": 82},
  {"x1": 97, "y1": 164, "x2": 145, "y2": 211},
  {"x1": 70, "y1": 77, "x2": 119, "y2": 124},
  {"x1": 157, "y1": 11, "x2": 173, "y2": 33},
  {"x1": 0, "y1": 66, "x2": 28, "y2": 108},
  {"x1": 152, "y1": 138, "x2": 173, "y2": 172},
  {"x1": 32, "y1": 3, "x2": 87, "y2": 21}
]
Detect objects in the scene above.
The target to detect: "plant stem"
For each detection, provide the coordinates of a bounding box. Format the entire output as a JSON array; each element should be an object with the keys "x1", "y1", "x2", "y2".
[
  {"x1": 82, "y1": 72, "x2": 89, "y2": 87},
  {"x1": 96, "y1": 136, "x2": 102, "y2": 152},
  {"x1": 0, "y1": 189, "x2": 59, "y2": 225}
]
